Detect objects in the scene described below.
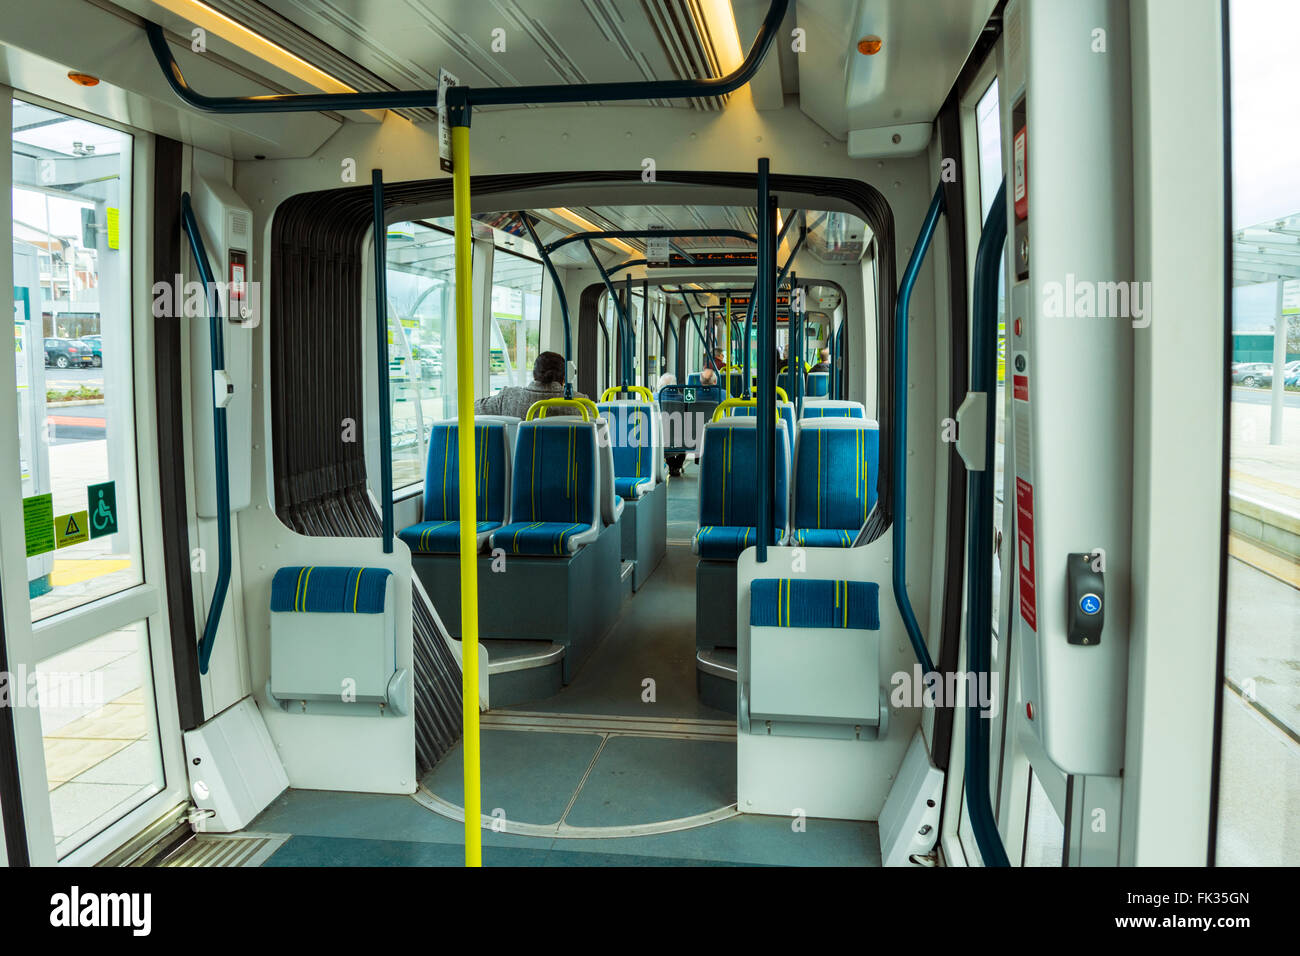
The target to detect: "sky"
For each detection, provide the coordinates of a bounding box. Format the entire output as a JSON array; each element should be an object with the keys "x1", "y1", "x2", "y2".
[
  {"x1": 1230, "y1": 0, "x2": 1299, "y2": 328},
  {"x1": 1230, "y1": 0, "x2": 1300, "y2": 230}
]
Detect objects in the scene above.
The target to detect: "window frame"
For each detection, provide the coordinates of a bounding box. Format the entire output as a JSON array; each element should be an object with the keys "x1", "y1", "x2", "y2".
[{"x1": 0, "y1": 91, "x2": 187, "y2": 866}]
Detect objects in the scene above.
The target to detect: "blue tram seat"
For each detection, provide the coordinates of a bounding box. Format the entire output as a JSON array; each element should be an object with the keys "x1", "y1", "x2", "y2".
[
  {"x1": 490, "y1": 418, "x2": 604, "y2": 556},
  {"x1": 686, "y1": 373, "x2": 702, "y2": 386},
  {"x1": 398, "y1": 417, "x2": 512, "y2": 555},
  {"x1": 268, "y1": 566, "x2": 406, "y2": 714},
  {"x1": 693, "y1": 417, "x2": 790, "y2": 559},
  {"x1": 597, "y1": 400, "x2": 662, "y2": 500},
  {"x1": 724, "y1": 400, "x2": 796, "y2": 449},
  {"x1": 790, "y1": 419, "x2": 878, "y2": 547},
  {"x1": 799, "y1": 399, "x2": 868, "y2": 420},
  {"x1": 806, "y1": 371, "x2": 830, "y2": 397}
]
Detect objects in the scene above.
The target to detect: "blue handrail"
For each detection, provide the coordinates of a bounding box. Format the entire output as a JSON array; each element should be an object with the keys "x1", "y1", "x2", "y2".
[
  {"x1": 624, "y1": 274, "x2": 634, "y2": 385},
  {"x1": 371, "y1": 171, "x2": 394, "y2": 553},
  {"x1": 828, "y1": 320, "x2": 837, "y2": 398},
  {"x1": 790, "y1": 271, "x2": 803, "y2": 416},
  {"x1": 669, "y1": 290, "x2": 710, "y2": 370},
  {"x1": 965, "y1": 181, "x2": 1011, "y2": 867},
  {"x1": 742, "y1": 210, "x2": 804, "y2": 395},
  {"x1": 892, "y1": 186, "x2": 944, "y2": 677},
  {"x1": 545, "y1": 228, "x2": 755, "y2": 255},
  {"x1": 755, "y1": 160, "x2": 775, "y2": 562},
  {"x1": 584, "y1": 239, "x2": 632, "y2": 387},
  {"x1": 518, "y1": 212, "x2": 573, "y2": 397},
  {"x1": 180, "y1": 194, "x2": 231, "y2": 675},
  {"x1": 145, "y1": 1, "x2": 789, "y2": 118}
]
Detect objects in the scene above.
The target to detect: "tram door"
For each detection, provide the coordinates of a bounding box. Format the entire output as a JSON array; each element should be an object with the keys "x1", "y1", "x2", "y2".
[
  {"x1": 0, "y1": 96, "x2": 186, "y2": 865},
  {"x1": 952, "y1": 38, "x2": 1075, "y2": 869}
]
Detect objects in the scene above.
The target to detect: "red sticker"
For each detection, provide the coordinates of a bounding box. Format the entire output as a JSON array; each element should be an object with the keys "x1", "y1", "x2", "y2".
[
  {"x1": 1013, "y1": 374, "x2": 1029, "y2": 402},
  {"x1": 1015, "y1": 477, "x2": 1037, "y2": 630}
]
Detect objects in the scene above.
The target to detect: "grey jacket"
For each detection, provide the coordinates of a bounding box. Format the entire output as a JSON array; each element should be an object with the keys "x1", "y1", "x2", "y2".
[{"x1": 473, "y1": 381, "x2": 589, "y2": 420}]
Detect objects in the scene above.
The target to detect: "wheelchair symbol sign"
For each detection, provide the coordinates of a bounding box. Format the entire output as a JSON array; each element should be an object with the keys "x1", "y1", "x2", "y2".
[
  {"x1": 87, "y1": 480, "x2": 118, "y2": 539},
  {"x1": 683, "y1": 387, "x2": 696, "y2": 404}
]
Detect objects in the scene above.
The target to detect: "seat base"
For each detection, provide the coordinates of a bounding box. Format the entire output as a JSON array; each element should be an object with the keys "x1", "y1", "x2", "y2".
[
  {"x1": 696, "y1": 648, "x2": 737, "y2": 714},
  {"x1": 620, "y1": 481, "x2": 668, "y2": 591},
  {"x1": 695, "y1": 559, "x2": 739, "y2": 653},
  {"x1": 412, "y1": 521, "x2": 624, "y2": 683},
  {"x1": 482, "y1": 639, "x2": 565, "y2": 708}
]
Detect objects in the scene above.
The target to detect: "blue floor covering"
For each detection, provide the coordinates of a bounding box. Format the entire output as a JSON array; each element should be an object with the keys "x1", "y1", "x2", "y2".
[
  {"x1": 249, "y1": 466, "x2": 880, "y2": 867},
  {"x1": 252, "y1": 789, "x2": 880, "y2": 867}
]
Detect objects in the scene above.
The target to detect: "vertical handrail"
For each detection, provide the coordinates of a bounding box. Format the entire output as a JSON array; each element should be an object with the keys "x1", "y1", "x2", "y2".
[
  {"x1": 518, "y1": 211, "x2": 573, "y2": 397},
  {"x1": 624, "y1": 274, "x2": 634, "y2": 385},
  {"x1": 828, "y1": 320, "x2": 837, "y2": 398},
  {"x1": 724, "y1": 297, "x2": 733, "y2": 396},
  {"x1": 791, "y1": 271, "x2": 803, "y2": 416},
  {"x1": 892, "y1": 186, "x2": 944, "y2": 677},
  {"x1": 965, "y1": 180, "x2": 1011, "y2": 867},
  {"x1": 784, "y1": 273, "x2": 797, "y2": 401},
  {"x1": 371, "y1": 171, "x2": 394, "y2": 553},
  {"x1": 743, "y1": 211, "x2": 802, "y2": 395},
  {"x1": 755, "y1": 160, "x2": 776, "y2": 562},
  {"x1": 449, "y1": 123, "x2": 482, "y2": 868},
  {"x1": 181, "y1": 194, "x2": 231, "y2": 676},
  {"x1": 585, "y1": 239, "x2": 631, "y2": 388},
  {"x1": 740, "y1": 280, "x2": 759, "y2": 395},
  {"x1": 641, "y1": 278, "x2": 650, "y2": 388}
]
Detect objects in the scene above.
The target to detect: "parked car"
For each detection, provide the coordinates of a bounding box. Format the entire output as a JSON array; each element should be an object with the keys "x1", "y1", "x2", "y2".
[
  {"x1": 1234, "y1": 359, "x2": 1300, "y2": 388},
  {"x1": 43, "y1": 337, "x2": 90, "y2": 369},
  {"x1": 78, "y1": 334, "x2": 103, "y2": 367},
  {"x1": 1231, "y1": 362, "x2": 1272, "y2": 387}
]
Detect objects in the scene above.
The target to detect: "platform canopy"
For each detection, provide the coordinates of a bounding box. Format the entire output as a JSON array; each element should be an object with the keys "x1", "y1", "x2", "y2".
[{"x1": 1233, "y1": 213, "x2": 1300, "y2": 287}]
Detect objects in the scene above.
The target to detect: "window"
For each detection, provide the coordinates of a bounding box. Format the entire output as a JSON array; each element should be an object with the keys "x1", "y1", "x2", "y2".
[
  {"x1": 975, "y1": 80, "x2": 1007, "y2": 464},
  {"x1": 13, "y1": 101, "x2": 141, "y2": 621},
  {"x1": 490, "y1": 247, "x2": 542, "y2": 393},
  {"x1": 974, "y1": 78, "x2": 1010, "y2": 629},
  {"x1": 384, "y1": 220, "x2": 456, "y2": 491},
  {"x1": 603, "y1": 289, "x2": 626, "y2": 386},
  {"x1": 36, "y1": 622, "x2": 165, "y2": 857},
  {"x1": 1215, "y1": 0, "x2": 1300, "y2": 866}
]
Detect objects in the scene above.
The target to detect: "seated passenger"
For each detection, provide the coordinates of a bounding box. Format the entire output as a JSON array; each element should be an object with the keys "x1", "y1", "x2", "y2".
[
  {"x1": 657, "y1": 371, "x2": 677, "y2": 390},
  {"x1": 473, "y1": 351, "x2": 588, "y2": 418},
  {"x1": 809, "y1": 348, "x2": 831, "y2": 373},
  {"x1": 699, "y1": 367, "x2": 718, "y2": 387}
]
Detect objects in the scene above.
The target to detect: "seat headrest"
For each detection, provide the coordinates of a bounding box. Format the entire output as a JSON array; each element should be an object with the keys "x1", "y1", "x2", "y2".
[{"x1": 798, "y1": 417, "x2": 879, "y2": 431}]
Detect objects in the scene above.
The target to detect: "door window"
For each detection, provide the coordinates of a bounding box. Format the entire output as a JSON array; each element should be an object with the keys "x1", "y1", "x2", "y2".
[{"x1": 13, "y1": 101, "x2": 142, "y2": 622}]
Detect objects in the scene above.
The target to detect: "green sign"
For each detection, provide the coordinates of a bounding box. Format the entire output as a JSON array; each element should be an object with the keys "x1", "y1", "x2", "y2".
[
  {"x1": 23, "y1": 493, "x2": 54, "y2": 557},
  {"x1": 683, "y1": 387, "x2": 696, "y2": 404},
  {"x1": 88, "y1": 481, "x2": 118, "y2": 539},
  {"x1": 55, "y1": 511, "x2": 89, "y2": 549}
]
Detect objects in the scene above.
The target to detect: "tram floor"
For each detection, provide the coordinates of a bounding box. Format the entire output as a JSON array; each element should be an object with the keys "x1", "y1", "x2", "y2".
[
  {"x1": 247, "y1": 466, "x2": 881, "y2": 865},
  {"x1": 249, "y1": 784, "x2": 880, "y2": 867}
]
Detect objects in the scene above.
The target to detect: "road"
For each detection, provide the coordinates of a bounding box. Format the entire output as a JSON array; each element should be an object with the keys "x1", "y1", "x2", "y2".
[
  {"x1": 1232, "y1": 385, "x2": 1300, "y2": 408},
  {"x1": 43, "y1": 367, "x2": 107, "y2": 444}
]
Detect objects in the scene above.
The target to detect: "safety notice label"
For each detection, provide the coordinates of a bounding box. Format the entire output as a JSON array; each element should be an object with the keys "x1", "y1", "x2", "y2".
[
  {"x1": 55, "y1": 511, "x2": 90, "y2": 549},
  {"x1": 23, "y1": 493, "x2": 54, "y2": 557},
  {"x1": 1015, "y1": 477, "x2": 1038, "y2": 631}
]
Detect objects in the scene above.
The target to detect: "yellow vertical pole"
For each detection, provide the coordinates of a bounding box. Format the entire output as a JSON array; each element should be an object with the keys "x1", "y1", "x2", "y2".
[
  {"x1": 451, "y1": 123, "x2": 482, "y2": 868},
  {"x1": 724, "y1": 297, "x2": 732, "y2": 395}
]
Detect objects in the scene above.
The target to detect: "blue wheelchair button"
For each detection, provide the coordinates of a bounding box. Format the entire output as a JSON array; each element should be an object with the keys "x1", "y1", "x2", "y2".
[{"x1": 1079, "y1": 593, "x2": 1101, "y2": 616}]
